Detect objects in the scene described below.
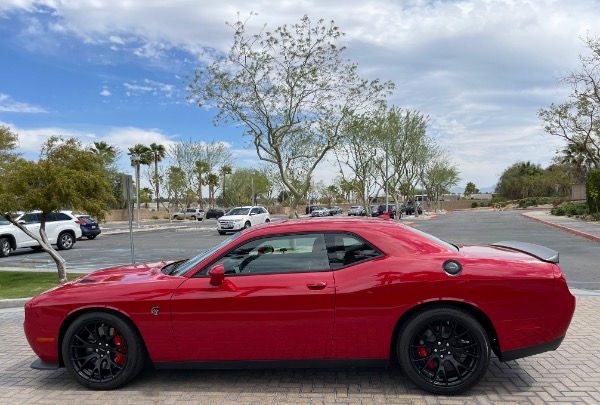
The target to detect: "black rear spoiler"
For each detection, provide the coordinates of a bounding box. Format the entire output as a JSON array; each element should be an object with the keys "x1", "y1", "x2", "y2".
[{"x1": 491, "y1": 241, "x2": 559, "y2": 264}]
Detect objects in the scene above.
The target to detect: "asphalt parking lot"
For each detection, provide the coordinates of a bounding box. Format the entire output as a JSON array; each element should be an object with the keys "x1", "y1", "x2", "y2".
[{"x1": 1, "y1": 209, "x2": 600, "y2": 403}]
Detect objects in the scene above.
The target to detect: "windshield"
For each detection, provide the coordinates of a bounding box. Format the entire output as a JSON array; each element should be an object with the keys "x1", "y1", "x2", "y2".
[
  {"x1": 227, "y1": 207, "x2": 250, "y2": 216},
  {"x1": 169, "y1": 233, "x2": 241, "y2": 276},
  {"x1": 0, "y1": 216, "x2": 10, "y2": 226}
]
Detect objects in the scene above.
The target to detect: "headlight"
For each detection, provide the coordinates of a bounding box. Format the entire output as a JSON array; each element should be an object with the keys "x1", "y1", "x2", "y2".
[{"x1": 234, "y1": 219, "x2": 244, "y2": 222}]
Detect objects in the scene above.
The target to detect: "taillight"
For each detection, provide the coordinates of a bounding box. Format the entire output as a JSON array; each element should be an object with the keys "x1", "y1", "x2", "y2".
[{"x1": 75, "y1": 221, "x2": 85, "y2": 225}]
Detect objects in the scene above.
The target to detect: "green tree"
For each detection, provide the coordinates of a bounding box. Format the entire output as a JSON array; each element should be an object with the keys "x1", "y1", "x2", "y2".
[
  {"x1": 190, "y1": 14, "x2": 393, "y2": 218},
  {"x1": 0, "y1": 125, "x2": 20, "y2": 168},
  {"x1": 222, "y1": 168, "x2": 270, "y2": 206},
  {"x1": 219, "y1": 165, "x2": 233, "y2": 206},
  {"x1": 148, "y1": 143, "x2": 166, "y2": 211},
  {"x1": 90, "y1": 141, "x2": 124, "y2": 209},
  {"x1": 127, "y1": 144, "x2": 152, "y2": 215},
  {"x1": 464, "y1": 182, "x2": 478, "y2": 197},
  {"x1": 206, "y1": 173, "x2": 220, "y2": 208},
  {"x1": 194, "y1": 160, "x2": 210, "y2": 207},
  {"x1": 421, "y1": 154, "x2": 460, "y2": 212},
  {"x1": 538, "y1": 35, "x2": 600, "y2": 168},
  {"x1": 0, "y1": 137, "x2": 115, "y2": 284}
]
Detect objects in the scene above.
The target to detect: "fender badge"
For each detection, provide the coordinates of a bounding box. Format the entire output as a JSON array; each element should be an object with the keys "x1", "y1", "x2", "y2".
[{"x1": 151, "y1": 306, "x2": 160, "y2": 316}]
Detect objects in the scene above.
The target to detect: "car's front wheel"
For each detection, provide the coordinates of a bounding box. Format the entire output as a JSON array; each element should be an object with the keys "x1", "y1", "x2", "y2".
[
  {"x1": 62, "y1": 311, "x2": 145, "y2": 390},
  {"x1": 397, "y1": 307, "x2": 490, "y2": 395},
  {"x1": 0, "y1": 238, "x2": 11, "y2": 257},
  {"x1": 56, "y1": 232, "x2": 75, "y2": 250}
]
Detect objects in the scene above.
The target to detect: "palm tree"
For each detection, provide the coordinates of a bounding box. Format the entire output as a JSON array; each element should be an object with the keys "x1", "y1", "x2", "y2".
[
  {"x1": 127, "y1": 144, "x2": 152, "y2": 215},
  {"x1": 90, "y1": 141, "x2": 118, "y2": 167},
  {"x1": 195, "y1": 160, "x2": 210, "y2": 207},
  {"x1": 148, "y1": 143, "x2": 166, "y2": 211},
  {"x1": 206, "y1": 173, "x2": 220, "y2": 208},
  {"x1": 220, "y1": 165, "x2": 233, "y2": 206}
]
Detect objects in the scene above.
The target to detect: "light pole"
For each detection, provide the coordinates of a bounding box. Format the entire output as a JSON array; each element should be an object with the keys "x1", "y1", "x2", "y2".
[{"x1": 131, "y1": 153, "x2": 140, "y2": 227}]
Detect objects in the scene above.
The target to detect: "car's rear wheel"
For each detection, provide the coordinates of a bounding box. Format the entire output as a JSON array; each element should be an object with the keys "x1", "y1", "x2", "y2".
[
  {"x1": 397, "y1": 307, "x2": 490, "y2": 395},
  {"x1": 265, "y1": 219, "x2": 270, "y2": 223},
  {"x1": 57, "y1": 233, "x2": 75, "y2": 250},
  {"x1": 0, "y1": 238, "x2": 11, "y2": 257},
  {"x1": 62, "y1": 312, "x2": 145, "y2": 390}
]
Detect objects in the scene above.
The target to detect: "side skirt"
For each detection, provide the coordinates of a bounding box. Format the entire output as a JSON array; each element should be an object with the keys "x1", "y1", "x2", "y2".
[{"x1": 154, "y1": 358, "x2": 389, "y2": 370}]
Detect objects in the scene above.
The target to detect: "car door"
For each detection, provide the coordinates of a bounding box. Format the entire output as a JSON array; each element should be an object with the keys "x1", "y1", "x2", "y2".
[
  {"x1": 249, "y1": 207, "x2": 263, "y2": 225},
  {"x1": 170, "y1": 233, "x2": 335, "y2": 361},
  {"x1": 15, "y1": 213, "x2": 42, "y2": 247}
]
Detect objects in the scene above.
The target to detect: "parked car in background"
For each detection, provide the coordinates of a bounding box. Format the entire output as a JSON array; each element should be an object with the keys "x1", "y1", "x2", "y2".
[
  {"x1": 24, "y1": 218, "x2": 575, "y2": 394},
  {"x1": 328, "y1": 206, "x2": 343, "y2": 215},
  {"x1": 0, "y1": 211, "x2": 82, "y2": 257},
  {"x1": 374, "y1": 204, "x2": 398, "y2": 219},
  {"x1": 205, "y1": 208, "x2": 226, "y2": 219},
  {"x1": 403, "y1": 201, "x2": 423, "y2": 215},
  {"x1": 217, "y1": 206, "x2": 270, "y2": 234},
  {"x1": 75, "y1": 214, "x2": 101, "y2": 240},
  {"x1": 305, "y1": 205, "x2": 321, "y2": 215},
  {"x1": 173, "y1": 208, "x2": 204, "y2": 221},
  {"x1": 310, "y1": 207, "x2": 331, "y2": 217},
  {"x1": 347, "y1": 206, "x2": 365, "y2": 216}
]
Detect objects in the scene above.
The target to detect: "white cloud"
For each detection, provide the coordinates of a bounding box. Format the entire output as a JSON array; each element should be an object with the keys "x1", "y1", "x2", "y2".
[
  {"x1": 0, "y1": 93, "x2": 47, "y2": 113},
  {"x1": 100, "y1": 89, "x2": 111, "y2": 96},
  {"x1": 2, "y1": 0, "x2": 599, "y2": 188}
]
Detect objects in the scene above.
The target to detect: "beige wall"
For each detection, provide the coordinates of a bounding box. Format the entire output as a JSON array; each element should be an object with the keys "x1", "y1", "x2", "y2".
[{"x1": 572, "y1": 184, "x2": 586, "y2": 201}]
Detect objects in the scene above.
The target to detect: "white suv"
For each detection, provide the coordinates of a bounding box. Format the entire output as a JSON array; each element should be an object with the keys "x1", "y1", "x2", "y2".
[
  {"x1": 0, "y1": 211, "x2": 83, "y2": 257},
  {"x1": 217, "y1": 206, "x2": 271, "y2": 235}
]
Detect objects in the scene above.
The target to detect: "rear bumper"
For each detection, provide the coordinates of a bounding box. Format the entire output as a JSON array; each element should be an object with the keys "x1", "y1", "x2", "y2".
[
  {"x1": 499, "y1": 334, "x2": 565, "y2": 362},
  {"x1": 81, "y1": 228, "x2": 101, "y2": 237}
]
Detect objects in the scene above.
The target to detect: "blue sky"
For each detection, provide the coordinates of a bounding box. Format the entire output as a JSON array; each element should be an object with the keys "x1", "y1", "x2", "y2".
[{"x1": 1, "y1": 0, "x2": 599, "y2": 191}]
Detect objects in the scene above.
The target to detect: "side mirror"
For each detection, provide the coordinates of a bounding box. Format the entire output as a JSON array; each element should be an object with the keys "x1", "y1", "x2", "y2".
[{"x1": 208, "y1": 264, "x2": 225, "y2": 286}]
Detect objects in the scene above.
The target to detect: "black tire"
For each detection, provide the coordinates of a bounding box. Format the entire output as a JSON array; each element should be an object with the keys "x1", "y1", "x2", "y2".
[
  {"x1": 243, "y1": 221, "x2": 251, "y2": 229},
  {"x1": 87, "y1": 235, "x2": 97, "y2": 240},
  {"x1": 265, "y1": 218, "x2": 270, "y2": 223},
  {"x1": 397, "y1": 307, "x2": 490, "y2": 395},
  {"x1": 62, "y1": 311, "x2": 145, "y2": 390},
  {"x1": 0, "y1": 237, "x2": 11, "y2": 257},
  {"x1": 218, "y1": 231, "x2": 226, "y2": 235},
  {"x1": 56, "y1": 232, "x2": 75, "y2": 250}
]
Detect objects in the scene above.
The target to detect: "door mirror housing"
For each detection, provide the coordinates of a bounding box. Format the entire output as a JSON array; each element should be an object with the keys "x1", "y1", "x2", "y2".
[{"x1": 208, "y1": 264, "x2": 225, "y2": 286}]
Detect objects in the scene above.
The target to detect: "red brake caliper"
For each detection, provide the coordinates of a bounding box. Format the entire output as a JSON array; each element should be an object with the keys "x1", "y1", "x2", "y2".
[
  {"x1": 113, "y1": 334, "x2": 126, "y2": 366},
  {"x1": 417, "y1": 347, "x2": 435, "y2": 369}
]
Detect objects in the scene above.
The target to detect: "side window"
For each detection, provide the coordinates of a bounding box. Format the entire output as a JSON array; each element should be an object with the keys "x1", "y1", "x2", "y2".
[
  {"x1": 327, "y1": 233, "x2": 383, "y2": 270},
  {"x1": 202, "y1": 233, "x2": 329, "y2": 276},
  {"x1": 250, "y1": 208, "x2": 260, "y2": 215},
  {"x1": 21, "y1": 213, "x2": 40, "y2": 224},
  {"x1": 46, "y1": 214, "x2": 57, "y2": 222},
  {"x1": 55, "y1": 213, "x2": 71, "y2": 221}
]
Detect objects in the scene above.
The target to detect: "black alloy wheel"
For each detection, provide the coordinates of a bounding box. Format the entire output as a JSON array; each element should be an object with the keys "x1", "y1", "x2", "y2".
[
  {"x1": 397, "y1": 307, "x2": 490, "y2": 395},
  {"x1": 62, "y1": 312, "x2": 145, "y2": 390}
]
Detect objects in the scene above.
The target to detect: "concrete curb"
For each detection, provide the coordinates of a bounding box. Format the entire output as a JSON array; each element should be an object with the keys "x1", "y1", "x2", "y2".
[
  {"x1": 522, "y1": 212, "x2": 600, "y2": 243},
  {"x1": 0, "y1": 297, "x2": 31, "y2": 309}
]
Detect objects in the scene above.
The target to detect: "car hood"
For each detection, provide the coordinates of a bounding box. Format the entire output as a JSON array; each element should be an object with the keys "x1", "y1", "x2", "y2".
[
  {"x1": 218, "y1": 215, "x2": 249, "y2": 221},
  {"x1": 75, "y1": 261, "x2": 172, "y2": 284}
]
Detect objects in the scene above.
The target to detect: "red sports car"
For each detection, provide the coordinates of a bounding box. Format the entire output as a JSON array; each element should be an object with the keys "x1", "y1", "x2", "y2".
[{"x1": 24, "y1": 218, "x2": 575, "y2": 395}]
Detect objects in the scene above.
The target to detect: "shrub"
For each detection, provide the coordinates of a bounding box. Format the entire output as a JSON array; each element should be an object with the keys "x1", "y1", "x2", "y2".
[
  {"x1": 551, "y1": 202, "x2": 587, "y2": 217},
  {"x1": 587, "y1": 169, "x2": 600, "y2": 214},
  {"x1": 471, "y1": 202, "x2": 478, "y2": 208},
  {"x1": 151, "y1": 215, "x2": 159, "y2": 220}
]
